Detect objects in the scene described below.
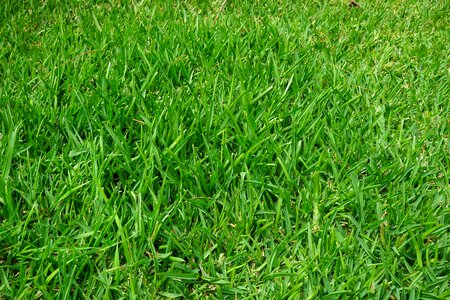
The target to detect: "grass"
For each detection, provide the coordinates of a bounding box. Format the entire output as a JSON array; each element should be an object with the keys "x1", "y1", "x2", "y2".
[{"x1": 0, "y1": 0, "x2": 449, "y2": 298}]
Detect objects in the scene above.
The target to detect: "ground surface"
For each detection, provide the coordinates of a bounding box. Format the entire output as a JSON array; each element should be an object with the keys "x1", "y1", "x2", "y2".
[{"x1": 1, "y1": 0, "x2": 449, "y2": 298}]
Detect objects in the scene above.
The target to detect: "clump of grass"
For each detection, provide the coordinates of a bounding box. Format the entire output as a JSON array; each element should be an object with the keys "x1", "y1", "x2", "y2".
[{"x1": 1, "y1": 0, "x2": 449, "y2": 298}]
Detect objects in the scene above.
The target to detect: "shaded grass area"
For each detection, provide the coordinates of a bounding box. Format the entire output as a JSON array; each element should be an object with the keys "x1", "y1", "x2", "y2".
[{"x1": 1, "y1": 0, "x2": 449, "y2": 298}]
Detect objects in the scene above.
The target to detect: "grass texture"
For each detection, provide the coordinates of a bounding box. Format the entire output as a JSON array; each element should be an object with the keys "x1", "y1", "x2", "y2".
[{"x1": 1, "y1": 0, "x2": 449, "y2": 298}]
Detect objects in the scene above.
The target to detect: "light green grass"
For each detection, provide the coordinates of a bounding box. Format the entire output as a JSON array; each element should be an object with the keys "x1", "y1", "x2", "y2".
[{"x1": 1, "y1": 0, "x2": 449, "y2": 298}]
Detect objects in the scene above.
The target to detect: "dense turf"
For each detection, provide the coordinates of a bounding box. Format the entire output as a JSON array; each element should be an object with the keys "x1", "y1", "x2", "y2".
[{"x1": 1, "y1": 0, "x2": 449, "y2": 298}]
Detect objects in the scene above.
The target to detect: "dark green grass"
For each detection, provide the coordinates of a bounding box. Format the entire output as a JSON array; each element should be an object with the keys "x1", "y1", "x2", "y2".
[{"x1": 1, "y1": 0, "x2": 449, "y2": 298}]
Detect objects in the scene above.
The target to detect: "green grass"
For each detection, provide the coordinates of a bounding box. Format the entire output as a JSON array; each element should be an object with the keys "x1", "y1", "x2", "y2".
[{"x1": 1, "y1": 0, "x2": 449, "y2": 298}]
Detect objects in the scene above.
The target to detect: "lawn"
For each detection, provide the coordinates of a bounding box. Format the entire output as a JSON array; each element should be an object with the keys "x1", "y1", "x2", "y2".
[{"x1": 0, "y1": 0, "x2": 449, "y2": 298}]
